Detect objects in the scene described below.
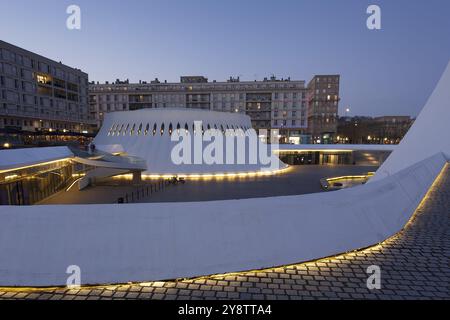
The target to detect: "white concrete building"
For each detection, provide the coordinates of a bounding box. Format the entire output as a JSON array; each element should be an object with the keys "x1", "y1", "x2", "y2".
[{"x1": 93, "y1": 108, "x2": 288, "y2": 176}]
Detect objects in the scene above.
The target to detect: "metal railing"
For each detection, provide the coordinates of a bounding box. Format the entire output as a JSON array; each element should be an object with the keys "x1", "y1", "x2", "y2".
[{"x1": 117, "y1": 178, "x2": 185, "y2": 204}]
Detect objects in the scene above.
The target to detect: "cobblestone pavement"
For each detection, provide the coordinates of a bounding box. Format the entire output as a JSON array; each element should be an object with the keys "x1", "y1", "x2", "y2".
[{"x1": 1, "y1": 165, "x2": 449, "y2": 300}]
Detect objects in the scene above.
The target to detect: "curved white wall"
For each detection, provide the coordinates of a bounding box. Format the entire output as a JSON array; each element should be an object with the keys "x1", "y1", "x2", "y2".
[
  {"x1": 93, "y1": 108, "x2": 286, "y2": 175},
  {"x1": 373, "y1": 61, "x2": 450, "y2": 181},
  {"x1": 0, "y1": 152, "x2": 446, "y2": 286}
]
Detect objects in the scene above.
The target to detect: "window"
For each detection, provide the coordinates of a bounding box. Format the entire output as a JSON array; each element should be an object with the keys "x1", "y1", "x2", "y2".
[
  {"x1": 130, "y1": 124, "x2": 136, "y2": 135},
  {"x1": 124, "y1": 124, "x2": 130, "y2": 135},
  {"x1": 160, "y1": 123, "x2": 165, "y2": 135},
  {"x1": 144, "y1": 123, "x2": 149, "y2": 135},
  {"x1": 138, "y1": 123, "x2": 142, "y2": 135},
  {"x1": 184, "y1": 123, "x2": 189, "y2": 132},
  {"x1": 168, "y1": 123, "x2": 173, "y2": 135},
  {"x1": 153, "y1": 123, "x2": 157, "y2": 135},
  {"x1": 107, "y1": 124, "x2": 114, "y2": 136},
  {"x1": 176, "y1": 123, "x2": 180, "y2": 134}
]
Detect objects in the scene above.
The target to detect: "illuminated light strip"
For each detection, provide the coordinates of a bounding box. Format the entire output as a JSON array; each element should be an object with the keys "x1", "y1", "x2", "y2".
[
  {"x1": 326, "y1": 175, "x2": 370, "y2": 182},
  {"x1": 66, "y1": 177, "x2": 82, "y2": 192},
  {"x1": 4, "y1": 174, "x2": 19, "y2": 180},
  {"x1": 71, "y1": 173, "x2": 86, "y2": 178},
  {"x1": 274, "y1": 149, "x2": 353, "y2": 153},
  {"x1": 141, "y1": 166, "x2": 291, "y2": 180},
  {"x1": 0, "y1": 163, "x2": 447, "y2": 291},
  {"x1": 0, "y1": 158, "x2": 73, "y2": 174},
  {"x1": 110, "y1": 166, "x2": 291, "y2": 180}
]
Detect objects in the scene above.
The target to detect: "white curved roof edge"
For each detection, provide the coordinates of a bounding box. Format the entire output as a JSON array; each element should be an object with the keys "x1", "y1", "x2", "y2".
[
  {"x1": 372, "y1": 61, "x2": 450, "y2": 181},
  {"x1": 103, "y1": 107, "x2": 252, "y2": 124},
  {"x1": 0, "y1": 146, "x2": 73, "y2": 172},
  {"x1": 0, "y1": 152, "x2": 446, "y2": 286}
]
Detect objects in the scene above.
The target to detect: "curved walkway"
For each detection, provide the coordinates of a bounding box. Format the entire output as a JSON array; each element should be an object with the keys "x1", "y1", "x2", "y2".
[{"x1": 1, "y1": 166, "x2": 449, "y2": 300}]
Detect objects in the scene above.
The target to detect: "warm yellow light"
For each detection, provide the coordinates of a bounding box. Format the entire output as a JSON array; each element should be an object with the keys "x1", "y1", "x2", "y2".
[
  {"x1": 4, "y1": 174, "x2": 18, "y2": 180},
  {"x1": 66, "y1": 178, "x2": 82, "y2": 192},
  {"x1": 125, "y1": 166, "x2": 292, "y2": 181},
  {"x1": 274, "y1": 149, "x2": 353, "y2": 153},
  {"x1": 326, "y1": 175, "x2": 369, "y2": 182},
  {"x1": 71, "y1": 173, "x2": 86, "y2": 178},
  {"x1": 0, "y1": 158, "x2": 72, "y2": 174},
  {"x1": 3, "y1": 142, "x2": 11, "y2": 148}
]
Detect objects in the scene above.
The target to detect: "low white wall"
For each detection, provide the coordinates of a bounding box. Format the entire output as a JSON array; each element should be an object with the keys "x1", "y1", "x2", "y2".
[{"x1": 0, "y1": 153, "x2": 447, "y2": 286}]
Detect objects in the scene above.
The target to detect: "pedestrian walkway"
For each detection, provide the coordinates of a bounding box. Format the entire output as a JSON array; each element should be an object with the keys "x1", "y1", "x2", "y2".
[{"x1": 1, "y1": 165, "x2": 448, "y2": 300}]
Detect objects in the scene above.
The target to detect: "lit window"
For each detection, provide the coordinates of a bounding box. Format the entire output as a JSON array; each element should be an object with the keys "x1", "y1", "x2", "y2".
[
  {"x1": 184, "y1": 123, "x2": 189, "y2": 132},
  {"x1": 144, "y1": 123, "x2": 149, "y2": 135},
  {"x1": 160, "y1": 123, "x2": 165, "y2": 135},
  {"x1": 130, "y1": 124, "x2": 135, "y2": 135},
  {"x1": 153, "y1": 123, "x2": 157, "y2": 136},
  {"x1": 168, "y1": 123, "x2": 173, "y2": 135},
  {"x1": 138, "y1": 123, "x2": 142, "y2": 135}
]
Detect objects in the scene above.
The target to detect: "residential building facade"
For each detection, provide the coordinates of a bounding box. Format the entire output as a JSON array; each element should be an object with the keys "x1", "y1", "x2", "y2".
[
  {"x1": 307, "y1": 75, "x2": 340, "y2": 143},
  {"x1": 0, "y1": 40, "x2": 94, "y2": 142},
  {"x1": 337, "y1": 115, "x2": 414, "y2": 144},
  {"x1": 90, "y1": 74, "x2": 340, "y2": 143}
]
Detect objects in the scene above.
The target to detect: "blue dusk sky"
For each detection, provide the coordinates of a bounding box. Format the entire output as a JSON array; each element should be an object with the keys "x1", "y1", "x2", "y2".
[{"x1": 1, "y1": 0, "x2": 449, "y2": 117}]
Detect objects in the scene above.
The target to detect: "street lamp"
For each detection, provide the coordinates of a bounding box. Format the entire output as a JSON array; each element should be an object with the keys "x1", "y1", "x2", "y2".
[{"x1": 345, "y1": 107, "x2": 350, "y2": 117}]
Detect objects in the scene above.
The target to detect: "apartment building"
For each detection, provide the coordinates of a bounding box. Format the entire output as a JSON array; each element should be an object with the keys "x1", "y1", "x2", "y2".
[
  {"x1": 337, "y1": 115, "x2": 414, "y2": 144},
  {"x1": 89, "y1": 75, "x2": 327, "y2": 143},
  {"x1": 307, "y1": 75, "x2": 340, "y2": 143},
  {"x1": 0, "y1": 40, "x2": 94, "y2": 140}
]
